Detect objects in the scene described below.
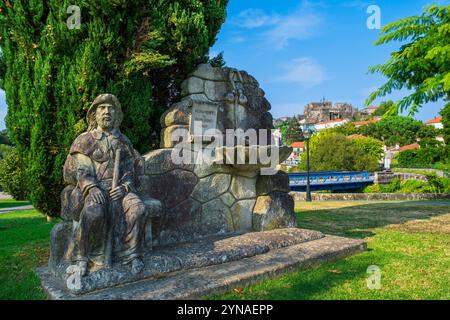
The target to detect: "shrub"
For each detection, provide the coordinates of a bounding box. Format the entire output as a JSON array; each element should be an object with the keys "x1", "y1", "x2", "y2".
[
  {"x1": 364, "y1": 184, "x2": 381, "y2": 193},
  {"x1": 363, "y1": 176, "x2": 450, "y2": 194},
  {"x1": 396, "y1": 147, "x2": 447, "y2": 167},
  {"x1": 398, "y1": 180, "x2": 427, "y2": 193},
  {"x1": 0, "y1": 144, "x2": 12, "y2": 160},
  {"x1": 424, "y1": 174, "x2": 449, "y2": 193},
  {"x1": 380, "y1": 178, "x2": 401, "y2": 193},
  {"x1": 0, "y1": 148, "x2": 27, "y2": 200}
]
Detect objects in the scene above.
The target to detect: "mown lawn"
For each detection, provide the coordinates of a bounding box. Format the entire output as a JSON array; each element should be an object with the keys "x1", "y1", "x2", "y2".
[
  {"x1": 0, "y1": 208, "x2": 57, "y2": 299},
  {"x1": 0, "y1": 200, "x2": 449, "y2": 300},
  {"x1": 210, "y1": 201, "x2": 450, "y2": 300}
]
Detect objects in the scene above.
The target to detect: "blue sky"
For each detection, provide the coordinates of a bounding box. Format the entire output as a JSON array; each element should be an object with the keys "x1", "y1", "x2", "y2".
[
  {"x1": 209, "y1": 0, "x2": 449, "y2": 120},
  {"x1": 0, "y1": 0, "x2": 449, "y2": 129}
]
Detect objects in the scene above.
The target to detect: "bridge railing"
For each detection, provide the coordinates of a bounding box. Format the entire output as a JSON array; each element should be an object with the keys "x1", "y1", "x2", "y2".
[{"x1": 288, "y1": 171, "x2": 374, "y2": 187}]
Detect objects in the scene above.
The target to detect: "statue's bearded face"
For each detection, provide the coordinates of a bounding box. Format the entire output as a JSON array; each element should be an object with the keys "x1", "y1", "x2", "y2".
[{"x1": 96, "y1": 103, "x2": 116, "y2": 131}]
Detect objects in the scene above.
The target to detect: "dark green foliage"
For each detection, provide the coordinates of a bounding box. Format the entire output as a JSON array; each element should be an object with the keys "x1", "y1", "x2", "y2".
[
  {"x1": 0, "y1": 0, "x2": 228, "y2": 215},
  {"x1": 425, "y1": 173, "x2": 447, "y2": 193},
  {"x1": 441, "y1": 103, "x2": 450, "y2": 143},
  {"x1": 300, "y1": 133, "x2": 381, "y2": 172},
  {"x1": 372, "y1": 101, "x2": 398, "y2": 117},
  {"x1": 365, "y1": 3, "x2": 450, "y2": 184},
  {"x1": 366, "y1": 5, "x2": 450, "y2": 115},
  {"x1": 418, "y1": 137, "x2": 443, "y2": 148},
  {"x1": 275, "y1": 121, "x2": 289, "y2": 144},
  {"x1": 381, "y1": 178, "x2": 401, "y2": 193},
  {"x1": 364, "y1": 175, "x2": 450, "y2": 194},
  {"x1": 397, "y1": 179, "x2": 428, "y2": 193},
  {"x1": 0, "y1": 129, "x2": 11, "y2": 145},
  {"x1": 333, "y1": 122, "x2": 358, "y2": 136},
  {"x1": 396, "y1": 146, "x2": 448, "y2": 167},
  {"x1": 285, "y1": 117, "x2": 303, "y2": 145},
  {"x1": 357, "y1": 116, "x2": 438, "y2": 147},
  {"x1": 0, "y1": 144, "x2": 11, "y2": 160},
  {"x1": 208, "y1": 51, "x2": 226, "y2": 68},
  {"x1": 0, "y1": 148, "x2": 28, "y2": 200},
  {"x1": 0, "y1": 143, "x2": 11, "y2": 191}
]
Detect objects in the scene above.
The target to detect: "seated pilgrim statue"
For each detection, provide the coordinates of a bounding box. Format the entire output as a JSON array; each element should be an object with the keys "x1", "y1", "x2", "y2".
[{"x1": 62, "y1": 94, "x2": 147, "y2": 276}]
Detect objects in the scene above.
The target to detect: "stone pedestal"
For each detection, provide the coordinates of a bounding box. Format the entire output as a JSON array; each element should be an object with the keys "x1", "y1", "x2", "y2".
[{"x1": 37, "y1": 228, "x2": 367, "y2": 299}]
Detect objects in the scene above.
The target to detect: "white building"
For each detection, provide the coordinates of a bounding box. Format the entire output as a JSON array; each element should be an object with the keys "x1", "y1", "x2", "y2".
[
  {"x1": 314, "y1": 118, "x2": 349, "y2": 131},
  {"x1": 283, "y1": 142, "x2": 305, "y2": 166},
  {"x1": 424, "y1": 116, "x2": 443, "y2": 130}
]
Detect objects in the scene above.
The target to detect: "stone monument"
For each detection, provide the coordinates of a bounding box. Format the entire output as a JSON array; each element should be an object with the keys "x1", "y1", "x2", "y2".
[{"x1": 37, "y1": 64, "x2": 366, "y2": 299}]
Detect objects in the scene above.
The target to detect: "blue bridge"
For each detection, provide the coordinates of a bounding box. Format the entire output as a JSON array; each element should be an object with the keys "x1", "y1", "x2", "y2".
[{"x1": 288, "y1": 171, "x2": 374, "y2": 192}]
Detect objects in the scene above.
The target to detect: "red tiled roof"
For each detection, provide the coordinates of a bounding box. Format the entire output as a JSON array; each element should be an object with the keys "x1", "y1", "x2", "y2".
[
  {"x1": 291, "y1": 142, "x2": 305, "y2": 148},
  {"x1": 424, "y1": 116, "x2": 442, "y2": 125},
  {"x1": 316, "y1": 118, "x2": 346, "y2": 125},
  {"x1": 352, "y1": 118, "x2": 380, "y2": 126},
  {"x1": 399, "y1": 143, "x2": 420, "y2": 151}
]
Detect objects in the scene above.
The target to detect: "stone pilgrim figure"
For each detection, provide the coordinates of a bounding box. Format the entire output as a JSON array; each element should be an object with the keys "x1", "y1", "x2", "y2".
[{"x1": 63, "y1": 94, "x2": 146, "y2": 276}]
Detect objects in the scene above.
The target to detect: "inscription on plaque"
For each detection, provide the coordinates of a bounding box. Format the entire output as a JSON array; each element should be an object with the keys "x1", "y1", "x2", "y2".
[{"x1": 189, "y1": 102, "x2": 218, "y2": 138}]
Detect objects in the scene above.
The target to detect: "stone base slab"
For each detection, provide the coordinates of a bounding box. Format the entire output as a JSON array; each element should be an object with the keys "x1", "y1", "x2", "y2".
[
  {"x1": 39, "y1": 228, "x2": 324, "y2": 296},
  {"x1": 37, "y1": 230, "x2": 366, "y2": 300}
]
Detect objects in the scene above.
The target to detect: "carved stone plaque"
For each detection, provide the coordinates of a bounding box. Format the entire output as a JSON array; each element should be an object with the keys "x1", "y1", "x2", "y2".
[{"x1": 189, "y1": 101, "x2": 218, "y2": 140}]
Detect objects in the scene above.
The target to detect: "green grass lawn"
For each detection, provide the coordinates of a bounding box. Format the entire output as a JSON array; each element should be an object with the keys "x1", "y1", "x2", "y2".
[
  {"x1": 0, "y1": 209, "x2": 57, "y2": 299},
  {"x1": 210, "y1": 201, "x2": 450, "y2": 300},
  {"x1": 0, "y1": 200, "x2": 449, "y2": 300}
]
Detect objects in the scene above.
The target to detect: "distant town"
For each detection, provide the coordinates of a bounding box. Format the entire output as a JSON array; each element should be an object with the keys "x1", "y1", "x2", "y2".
[{"x1": 272, "y1": 100, "x2": 444, "y2": 168}]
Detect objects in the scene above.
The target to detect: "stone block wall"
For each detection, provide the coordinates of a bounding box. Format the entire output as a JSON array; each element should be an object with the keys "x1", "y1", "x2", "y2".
[
  {"x1": 136, "y1": 64, "x2": 297, "y2": 246},
  {"x1": 137, "y1": 148, "x2": 296, "y2": 246}
]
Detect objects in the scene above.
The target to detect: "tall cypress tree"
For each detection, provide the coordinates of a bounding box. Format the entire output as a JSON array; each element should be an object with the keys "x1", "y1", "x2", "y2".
[
  {"x1": 285, "y1": 117, "x2": 303, "y2": 145},
  {"x1": 0, "y1": 0, "x2": 228, "y2": 215}
]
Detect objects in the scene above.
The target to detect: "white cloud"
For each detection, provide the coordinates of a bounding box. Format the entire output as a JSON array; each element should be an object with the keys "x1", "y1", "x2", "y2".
[
  {"x1": 232, "y1": 1, "x2": 324, "y2": 49},
  {"x1": 265, "y1": 13, "x2": 323, "y2": 49},
  {"x1": 232, "y1": 9, "x2": 280, "y2": 29},
  {"x1": 342, "y1": 1, "x2": 372, "y2": 9},
  {"x1": 276, "y1": 57, "x2": 328, "y2": 87},
  {"x1": 230, "y1": 35, "x2": 247, "y2": 44}
]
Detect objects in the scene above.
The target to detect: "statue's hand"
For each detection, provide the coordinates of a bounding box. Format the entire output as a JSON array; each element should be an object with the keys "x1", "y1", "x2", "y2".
[
  {"x1": 89, "y1": 187, "x2": 107, "y2": 205},
  {"x1": 110, "y1": 185, "x2": 126, "y2": 201}
]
